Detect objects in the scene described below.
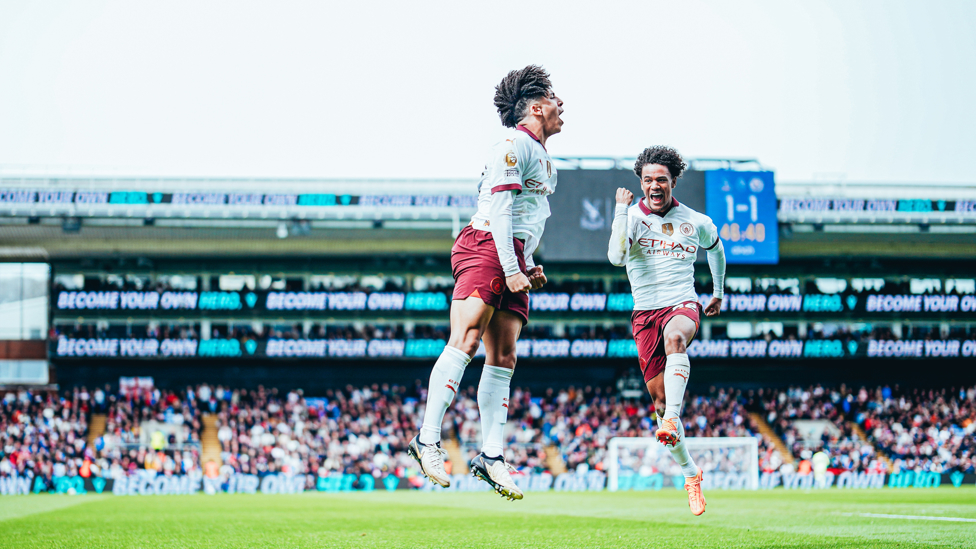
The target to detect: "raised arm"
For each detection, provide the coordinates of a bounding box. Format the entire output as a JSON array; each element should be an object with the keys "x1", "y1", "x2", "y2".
[{"x1": 607, "y1": 187, "x2": 634, "y2": 266}]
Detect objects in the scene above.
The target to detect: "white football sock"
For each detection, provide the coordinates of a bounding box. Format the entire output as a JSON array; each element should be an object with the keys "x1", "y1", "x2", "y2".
[
  {"x1": 477, "y1": 364, "x2": 513, "y2": 458},
  {"x1": 419, "y1": 346, "x2": 471, "y2": 445},
  {"x1": 669, "y1": 419, "x2": 700, "y2": 477},
  {"x1": 663, "y1": 353, "x2": 690, "y2": 421}
]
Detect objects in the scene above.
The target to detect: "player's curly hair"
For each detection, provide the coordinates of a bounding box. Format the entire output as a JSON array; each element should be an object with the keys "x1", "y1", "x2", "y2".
[
  {"x1": 494, "y1": 65, "x2": 552, "y2": 128},
  {"x1": 634, "y1": 146, "x2": 687, "y2": 180}
]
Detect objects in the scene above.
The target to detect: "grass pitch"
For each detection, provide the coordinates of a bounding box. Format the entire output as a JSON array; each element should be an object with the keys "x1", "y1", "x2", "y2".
[{"x1": 1, "y1": 488, "x2": 974, "y2": 548}]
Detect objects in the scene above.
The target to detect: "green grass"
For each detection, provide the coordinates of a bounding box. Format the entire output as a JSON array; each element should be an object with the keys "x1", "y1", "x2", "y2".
[{"x1": 1, "y1": 488, "x2": 974, "y2": 548}]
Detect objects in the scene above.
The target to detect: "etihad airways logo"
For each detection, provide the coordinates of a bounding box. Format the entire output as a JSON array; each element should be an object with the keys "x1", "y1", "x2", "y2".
[
  {"x1": 637, "y1": 237, "x2": 697, "y2": 259},
  {"x1": 523, "y1": 179, "x2": 552, "y2": 195}
]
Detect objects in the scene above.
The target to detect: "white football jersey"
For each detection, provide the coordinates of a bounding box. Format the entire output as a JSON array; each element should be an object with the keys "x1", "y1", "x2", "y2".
[
  {"x1": 620, "y1": 198, "x2": 720, "y2": 310},
  {"x1": 469, "y1": 126, "x2": 556, "y2": 260}
]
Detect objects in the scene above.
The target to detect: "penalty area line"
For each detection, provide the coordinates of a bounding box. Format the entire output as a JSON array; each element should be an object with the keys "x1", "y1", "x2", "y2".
[{"x1": 842, "y1": 512, "x2": 976, "y2": 523}]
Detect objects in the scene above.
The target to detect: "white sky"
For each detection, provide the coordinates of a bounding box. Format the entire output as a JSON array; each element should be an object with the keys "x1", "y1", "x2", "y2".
[{"x1": 1, "y1": 0, "x2": 974, "y2": 183}]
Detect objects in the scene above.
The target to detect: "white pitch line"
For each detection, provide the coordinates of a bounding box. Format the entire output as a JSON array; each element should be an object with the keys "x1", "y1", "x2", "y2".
[{"x1": 843, "y1": 512, "x2": 976, "y2": 523}]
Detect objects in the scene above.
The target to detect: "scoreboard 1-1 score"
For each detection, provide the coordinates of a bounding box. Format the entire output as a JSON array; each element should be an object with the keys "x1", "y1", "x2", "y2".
[{"x1": 704, "y1": 170, "x2": 779, "y2": 264}]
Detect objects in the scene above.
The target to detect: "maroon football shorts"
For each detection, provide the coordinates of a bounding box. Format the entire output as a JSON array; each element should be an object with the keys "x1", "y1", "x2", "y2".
[
  {"x1": 632, "y1": 300, "x2": 702, "y2": 383},
  {"x1": 451, "y1": 225, "x2": 529, "y2": 324}
]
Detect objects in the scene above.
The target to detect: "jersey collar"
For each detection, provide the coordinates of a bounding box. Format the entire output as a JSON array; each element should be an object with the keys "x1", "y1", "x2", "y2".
[
  {"x1": 639, "y1": 197, "x2": 679, "y2": 217},
  {"x1": 516, "y1": 125, "x2": 546, "y2": 151}
]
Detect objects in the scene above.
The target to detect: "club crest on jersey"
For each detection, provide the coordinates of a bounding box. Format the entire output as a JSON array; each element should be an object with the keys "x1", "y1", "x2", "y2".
[
  {"x1": 661, "y1": 223, "x2": 674, "y2": 236},
  {"x1": 505, "y1": 152, "x2": 517, "y2": 167},
  {"x1": 490, "y1": 277, "x2": 504, "y2": 295},
  {"x1": 680, "y1": 223, "x2": 694, "y2": 236}
]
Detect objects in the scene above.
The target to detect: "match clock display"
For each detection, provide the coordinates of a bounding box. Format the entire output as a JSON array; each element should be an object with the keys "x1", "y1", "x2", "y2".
[{"x1": 705, "y1": 170, "x2": 779, "y2": 264}]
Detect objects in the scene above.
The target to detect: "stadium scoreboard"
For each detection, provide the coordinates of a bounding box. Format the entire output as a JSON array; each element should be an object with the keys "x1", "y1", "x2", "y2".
[
  {"x1": 704, "y1": 170, "x2": 779, "y2": 265},
  {"x1": 546, "y1": 167, "x2": 779, "y2": 264}
]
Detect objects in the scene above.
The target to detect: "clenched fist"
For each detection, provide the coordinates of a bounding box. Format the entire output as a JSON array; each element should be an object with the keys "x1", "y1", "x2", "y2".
[
  {"x1": 506, "y1": 272, "x2": 532, "y2": 293},
  {"x1": 616, "y1": 187, "x2": 634, "y2": 206},
  {"x1": 527, "y1": 265, "x2": 547, "y2": 290}
]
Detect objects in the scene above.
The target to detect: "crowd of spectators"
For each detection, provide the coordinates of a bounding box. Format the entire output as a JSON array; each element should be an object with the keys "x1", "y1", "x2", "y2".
[
  {"x1": 0, "y1": 387, "x2": 90, "y2": 482},
  {"x1": 861, "y1": 386, "x2": 976, "y2": 474},
  {"x1": 759, "y1": 385, "x2": 976, "y2": 475},
  {"x1": 449, "y1": 384, "x2": 776, "y2": 476},
  {"x1": 3, "y1": 382, "x2": 973, "y2": 488},
  {"x1": 52, "y1": 324, "x2": 202, "y2": 340}
]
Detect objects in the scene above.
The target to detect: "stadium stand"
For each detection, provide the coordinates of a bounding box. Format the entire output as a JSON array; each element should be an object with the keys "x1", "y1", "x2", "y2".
[{"x1": 3, "y1": 382, "x2": 973, "y2": 492}]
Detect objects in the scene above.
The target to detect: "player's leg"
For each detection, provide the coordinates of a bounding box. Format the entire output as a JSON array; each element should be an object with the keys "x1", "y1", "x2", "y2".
[
  {"x1": 420, "y1": 296, "x2": 492, "y2": 444},
  {"x1": 470, "y1": 309, "x2": 523, "y2": 500},
  {"x1": 645, "y1": 373, "x2": 667, "y2": 430},
  {"x1": 661, "y1": 314, "x2": 696, "y2": 424},
  {"x1": 410, "y1": 296, "x2": 492, "y2": 486},
  {"x1": 479, "y1": 309, "x2": 520, "y2": 457},
  {"x1": 657, "y1": 313, "x2": 705, "y2": 515}
]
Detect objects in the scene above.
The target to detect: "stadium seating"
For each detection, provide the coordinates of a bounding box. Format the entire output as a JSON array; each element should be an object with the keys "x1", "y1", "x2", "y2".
[{"x1": 4, "y1": 382, "x2": 972, "y2": 491}]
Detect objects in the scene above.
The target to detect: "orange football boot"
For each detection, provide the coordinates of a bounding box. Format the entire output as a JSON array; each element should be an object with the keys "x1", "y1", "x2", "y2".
[
  {"x1": 684, "y1": 468, "x2": 706, "y2": 516},
  {"x1": 655, "y1": 417, "x2": 680, "y2": 447}
]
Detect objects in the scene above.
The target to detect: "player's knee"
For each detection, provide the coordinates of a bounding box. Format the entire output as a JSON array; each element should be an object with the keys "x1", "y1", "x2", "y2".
[
  {"x1": 494, "y1": 351, "x2": 517, "y2": 370},
  {"x1": 448, "y1": 328, "x2": 482, "y2": 357},
  {"x1": 665, "y1": 331, "x2": 687, "y2": 353}
]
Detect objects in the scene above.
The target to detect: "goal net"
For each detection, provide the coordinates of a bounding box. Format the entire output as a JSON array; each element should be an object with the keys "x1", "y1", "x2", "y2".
[{"x1": 606, "y1": 437, "x2": 759, "y2": 491}]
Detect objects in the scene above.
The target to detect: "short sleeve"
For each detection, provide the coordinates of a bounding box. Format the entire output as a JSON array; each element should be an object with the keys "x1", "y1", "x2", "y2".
[
  {"x1": 699, "y1": 218, "x2": 720, "y2": 250},
  {"x1": 488, "y1": 138, "x2": 523, "y2": 194}
]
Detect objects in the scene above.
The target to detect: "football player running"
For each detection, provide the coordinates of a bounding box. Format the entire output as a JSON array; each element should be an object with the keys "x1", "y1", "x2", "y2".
[
  {"x1": 607, "y1": 146, "x2": 726, "y2": 516},
  {"x1": 409, "y1": 65, "x2": 564, "y2": 500}
]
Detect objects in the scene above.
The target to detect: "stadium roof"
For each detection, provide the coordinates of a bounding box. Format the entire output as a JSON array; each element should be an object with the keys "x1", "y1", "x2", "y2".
[{"x1": 1, "y1": 172, "x2": 974, "y2": 261}]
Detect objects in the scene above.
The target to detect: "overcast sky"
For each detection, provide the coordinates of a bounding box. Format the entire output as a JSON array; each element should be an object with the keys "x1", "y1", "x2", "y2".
[{"x1": 1, "y1": 1, "x2": 974, "y2": 183}]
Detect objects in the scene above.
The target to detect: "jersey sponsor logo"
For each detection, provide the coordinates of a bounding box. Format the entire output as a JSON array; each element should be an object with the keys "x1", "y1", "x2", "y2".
[
  {"x1": 523, "y1": 179, "x2": 551, "y2": 196},
  {"x1": 680, "y1": 223, "x2": 694, "y2": 236},
  {"x1": 505, "y1": 152, "x2": 517, "y2": 167},
  {"x1": 636, "y1": 237, "x2": 698, "y2": 259},
  {"x1": 662, "y1": 223, "x2": 673, "y2": 236}
]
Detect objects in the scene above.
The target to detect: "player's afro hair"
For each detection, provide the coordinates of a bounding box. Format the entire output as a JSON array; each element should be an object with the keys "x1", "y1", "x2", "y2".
[
  {"x1": 634, "y1": 146, "x2": 687, "y2": 180},
  {"x1": 494, "y1": 65, "x2": 552, "y2": 128}
]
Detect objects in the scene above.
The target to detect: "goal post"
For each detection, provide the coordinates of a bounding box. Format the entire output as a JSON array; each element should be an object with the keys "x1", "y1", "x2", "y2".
[{"x1": 607, "y1": 436, "x2": 760, "y2": 491}]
